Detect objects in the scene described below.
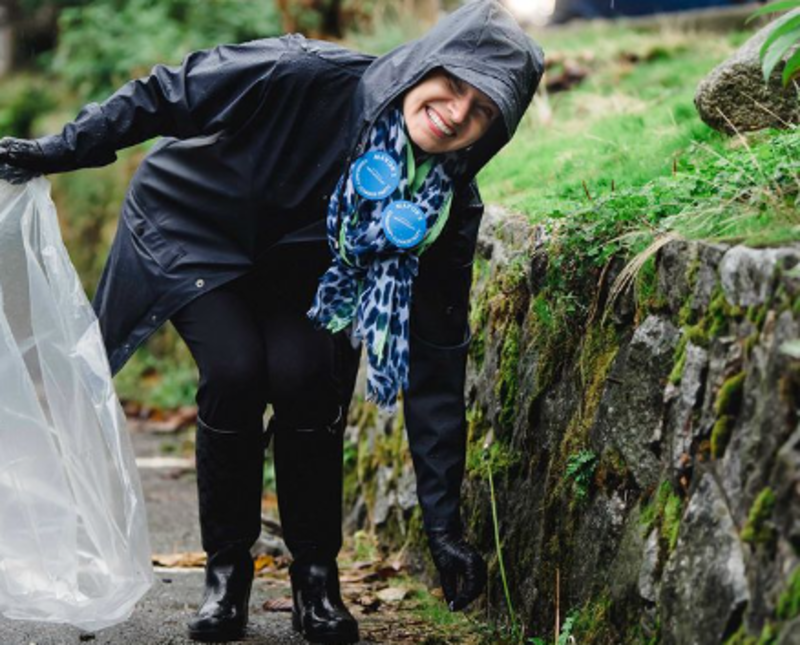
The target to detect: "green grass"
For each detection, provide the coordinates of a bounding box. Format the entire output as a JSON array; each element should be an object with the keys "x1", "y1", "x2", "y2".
[{"x1": 479, "y1": 21, "x2": 800, "y2": 252}]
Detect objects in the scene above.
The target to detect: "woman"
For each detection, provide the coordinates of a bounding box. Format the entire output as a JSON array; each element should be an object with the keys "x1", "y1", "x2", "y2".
[{"x1": 0, "y1": 0, "x2": 543, "y2": 642}]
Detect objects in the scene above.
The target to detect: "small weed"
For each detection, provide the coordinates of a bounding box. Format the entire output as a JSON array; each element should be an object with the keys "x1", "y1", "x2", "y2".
[{"x1": 564, "y1": 450, "x2": 598, "y2": 504}]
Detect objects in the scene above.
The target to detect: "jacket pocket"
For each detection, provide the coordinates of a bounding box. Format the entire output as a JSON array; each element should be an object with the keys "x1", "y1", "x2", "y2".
[{"x1": 122, "y1": 203, "x2": 186, "y2": 272}]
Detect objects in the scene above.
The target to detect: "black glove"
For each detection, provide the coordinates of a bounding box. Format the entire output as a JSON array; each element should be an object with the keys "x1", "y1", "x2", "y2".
[
  {"x1": 0, "y1": 137, "x2": 45, "y2": 184},
  {"x1": 428, "y1": 528, "x2": 487, "y2": 612}
]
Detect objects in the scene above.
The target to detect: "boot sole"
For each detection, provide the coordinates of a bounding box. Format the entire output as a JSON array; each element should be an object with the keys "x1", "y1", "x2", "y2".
[
  {"x1": 292, "y1": 610, "x2": 360, "y2": 644},
  {"x1": 187, "y1": 626, "x2": 247, "y2": 642}
]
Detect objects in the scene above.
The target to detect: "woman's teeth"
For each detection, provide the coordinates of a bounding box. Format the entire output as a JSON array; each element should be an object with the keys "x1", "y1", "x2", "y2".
[{"x1": 426, "y1": 107, "x2": 455, "y2": 137}]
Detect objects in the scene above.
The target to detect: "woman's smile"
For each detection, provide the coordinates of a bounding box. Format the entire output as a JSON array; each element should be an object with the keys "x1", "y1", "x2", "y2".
[{"x1": 425, "y1": 106, "x2": 456, "y2": 138}]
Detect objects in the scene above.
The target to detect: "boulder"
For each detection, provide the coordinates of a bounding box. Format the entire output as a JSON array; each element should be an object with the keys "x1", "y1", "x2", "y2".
[
  {"x1": 591, "y1": 315, "x2": 681, "y2": 490},
  {"x1": 660, "y1": 472, "x2": 749, "y2": 645},
  {"x1": 695, "y1": 10, "x2": 800, "y2": 134}
]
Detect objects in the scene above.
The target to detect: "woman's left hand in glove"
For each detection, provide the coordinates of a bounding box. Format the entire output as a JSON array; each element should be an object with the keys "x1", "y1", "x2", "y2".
[
  {"x1": 427, "y1": 528, "x2": 487, "y2": 611},
  {"x1": 0, "y1": 138, "x2": 45, "y2": 184}
]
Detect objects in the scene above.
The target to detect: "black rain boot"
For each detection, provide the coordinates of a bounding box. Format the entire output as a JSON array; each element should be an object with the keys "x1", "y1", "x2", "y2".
[
  {"x1": 272, "y1": 411, "x2": 360, "y2": 644},
  {"x1": 187, "y1": 417, "x2": 265, "y2": 642},
  {"x1": 290, "y1": 560, "x2": 360, "y2": 644}
]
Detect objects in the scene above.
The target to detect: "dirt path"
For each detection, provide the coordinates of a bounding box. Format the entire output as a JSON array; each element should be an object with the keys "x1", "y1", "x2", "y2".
[{"x1": 0, "y1": 421, "x2": 476, "y2": 644}]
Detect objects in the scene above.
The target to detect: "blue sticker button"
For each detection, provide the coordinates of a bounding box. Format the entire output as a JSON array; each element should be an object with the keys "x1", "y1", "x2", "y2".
[
  {"x1": 353, "y1": 151, "x2": 400, "y2": 201},
  {"x1": 382, "y1": 201, "x2": 427, "y2": 249}
]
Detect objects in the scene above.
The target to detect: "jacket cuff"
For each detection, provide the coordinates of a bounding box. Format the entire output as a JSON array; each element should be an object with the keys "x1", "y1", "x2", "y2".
[{"x1": 36, "y1": 135, "x2": 71, "y2": 171}]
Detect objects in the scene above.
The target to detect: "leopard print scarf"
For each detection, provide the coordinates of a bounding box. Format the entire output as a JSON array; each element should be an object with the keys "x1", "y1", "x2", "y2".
[{"x1": 307, "y1": 105, "x2": 463, "y2": 410}]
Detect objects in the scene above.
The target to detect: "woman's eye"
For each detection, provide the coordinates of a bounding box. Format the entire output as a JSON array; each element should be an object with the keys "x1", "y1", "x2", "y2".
[{"x1": 448, "y1": 75, "x2": 465, "y2": 94}]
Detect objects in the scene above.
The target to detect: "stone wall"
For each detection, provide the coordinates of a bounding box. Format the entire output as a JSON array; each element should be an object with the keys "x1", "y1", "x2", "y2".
[{"x1": 341, "y1": 206, "x2": 800, "y2": 643}]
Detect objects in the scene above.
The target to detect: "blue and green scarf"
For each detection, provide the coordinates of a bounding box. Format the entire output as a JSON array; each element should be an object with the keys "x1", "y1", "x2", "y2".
[{"x1": 307, "y1": 106, "x2": 464, "y2": 410}]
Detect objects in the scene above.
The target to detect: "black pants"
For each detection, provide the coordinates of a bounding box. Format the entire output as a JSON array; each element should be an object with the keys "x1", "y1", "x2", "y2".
[{"x1": 171, "y1": 243, "x2": 361, "y2": 565}]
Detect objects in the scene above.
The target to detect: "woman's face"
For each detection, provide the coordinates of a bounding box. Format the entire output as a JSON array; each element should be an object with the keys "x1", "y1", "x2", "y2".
[{"x1": 402, "y1": 70, "x2": 500, "y2": 154}]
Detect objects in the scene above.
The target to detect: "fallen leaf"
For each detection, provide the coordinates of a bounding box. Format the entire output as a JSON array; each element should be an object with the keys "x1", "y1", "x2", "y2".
[
  {"x1": 152, "y1": 551, "x2": 206, "y2": 568},
  {"x1": 254, "y1": 555, "x2": 275, "y2": 573},
  {"x1": 355, "y1": 594, "x2": 381, "y2": 613},
  {"x1": 376, "y1": 587, "x2": 409, "y2": 603},
  {"x1": 262, "y1": 597, "x2": 293, "y2": 612}
]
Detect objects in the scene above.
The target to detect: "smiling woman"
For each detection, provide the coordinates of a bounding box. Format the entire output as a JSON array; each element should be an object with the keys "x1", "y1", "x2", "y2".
[
  {"x1": 402, "y1": 70, "x2": 500, "y2": 154},
  {"x1": 0, "y1": 1, "x2": 544, "y2": 643}
]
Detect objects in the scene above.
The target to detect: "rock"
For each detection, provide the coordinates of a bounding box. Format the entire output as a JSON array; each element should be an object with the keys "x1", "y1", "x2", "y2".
[
  {"x1": 666, "y1": 342, "x2": 709, "y2": 478},
  {"x1": 722, "y1": 311, "x2": 800, "y2": 522},
  {"x1": 698, "y1": 335, "x2": 743, "y2": 436},
  {"x1": 720, "y1": 246, "x2": 800, "y2": 307},
  {"x1": 477, "y1": 205, "x2": 535, "y2": 267},
  {"x1": 660, "y1": 473, "x2": 749, "y2": 645},
  {"x1": 771, "y1": 424, "x2": 800, "y2": 555},
  {"x1": 638, "y1": 529, "x2": 661, "y2": 604},
  {"x1": 396, "y1": 462, "x2": 418, "y2": 512},
  {"x1": 692, "y1": 243, "x2": 727, "y2": 313},
  {"x1": 658, "y1": 240, "x2": 694, "y2": 314},
  {"x1": 695, "y1": 10, "x2": 800, "y2": 134},
  {"x1": 777, "y1": 616, "x2": 800, "y2": 645},
  {"x1": 591, "y1": 315, "x2": 681, "y2": 490},
  {"x1": 373, "y1": 465, "x2": 397, "y2": 526}
]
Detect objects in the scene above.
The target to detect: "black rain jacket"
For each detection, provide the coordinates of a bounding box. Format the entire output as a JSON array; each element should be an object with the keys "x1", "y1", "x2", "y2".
[{"x1": 34, "y1": 0, "x2": 543, "y2": 532}]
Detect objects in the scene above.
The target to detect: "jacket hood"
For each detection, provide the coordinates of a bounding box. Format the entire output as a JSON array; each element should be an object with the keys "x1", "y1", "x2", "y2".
[{"x1": 351, "y1": 0, "x2": 545, "y2": 177}]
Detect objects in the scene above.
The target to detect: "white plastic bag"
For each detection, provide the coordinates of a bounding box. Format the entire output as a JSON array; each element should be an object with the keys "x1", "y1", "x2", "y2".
[{"x1": 0, "y1": 178, "x2": 153, "y2": 631}]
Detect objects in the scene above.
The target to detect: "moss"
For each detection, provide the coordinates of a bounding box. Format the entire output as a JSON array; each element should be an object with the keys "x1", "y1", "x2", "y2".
[
  {"x1": 744, "y1": 331, "x2": 760, "y2": 359},
  {"x1": 669, "y1": 335, "x2": 689, "y2": 385},
  {"x1": 747, "y1": 303, "x2": 769, "y2": 331},
  {"x1": 640, "y1": 481, "x2": 683, "y2": 554},
  {"x1": 595, "y1": 448, "x2": 630, "y2": 492},
  {"x1": 715, "y1": 371, "x2": 746, "y2": 416},
  {"x1": 662, "y1": 492, "x2": 683, "y2": 552},
  {"x1": 495, "y1": 321, "x2": 522, "y2": 430},
  {"x1": 777, "y1": 567, "x2": 800, "y2": 621},
  {"x1": 725, "y1": 622, "x2": 779, "y2": 645},
  {"x1": 571, "y1": 593, "x2": 614, "y2": 642},
  {"x1": 793, "y1": 295, "x2": 800, "y2": 317},
  {"x1": 711, "y1": 415, "x2": 735, "y2": 459},
  {"x1": 741, "y1": 487, "x2": 777, "y2": 546},
  {"x1": 635, "y1": 255, "x2": 669, "y2": 318},
  {"x1": 672, "y1": 289, "x2": 744, "y2": 367}
]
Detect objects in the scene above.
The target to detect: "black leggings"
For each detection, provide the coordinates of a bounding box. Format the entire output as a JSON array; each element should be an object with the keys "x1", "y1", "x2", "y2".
[{"x1": 171, "y1": 243, "x2": 360, "y2": 434}]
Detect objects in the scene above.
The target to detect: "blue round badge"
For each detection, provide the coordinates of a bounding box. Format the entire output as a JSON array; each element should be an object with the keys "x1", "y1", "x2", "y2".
[
  {"x1": 382, "y1": 201, "x2": 427, "y2": 249},
  {"x1": 353, "y1": 151, "x2": 400, "y2": 201}
]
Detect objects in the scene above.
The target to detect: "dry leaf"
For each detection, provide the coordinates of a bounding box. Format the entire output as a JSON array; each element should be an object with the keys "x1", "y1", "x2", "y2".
[
  {"x1": 376, "y1": 587, "x2": 409, "y2": 603},
  {"x1": 262, "y1": 597, "x2": 293, "y2": 612},
  {"x1": 254, "y1": 555, "x2": 275, "y2": 573},
  {"x1": 355, "y1": 594, "x2": 381, "y2": 613},
  {"x1": 152, "y1": 551, "x2": 206, "y2": 568}
]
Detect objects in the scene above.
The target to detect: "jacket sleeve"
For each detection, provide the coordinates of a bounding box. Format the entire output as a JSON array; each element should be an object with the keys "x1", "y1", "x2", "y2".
[
  {"x1": 35, "y1": 36, "x2": 294, "y2": 172},
  {"x1": 403, "y1": 180, "x2": 484, "y2": 533}
]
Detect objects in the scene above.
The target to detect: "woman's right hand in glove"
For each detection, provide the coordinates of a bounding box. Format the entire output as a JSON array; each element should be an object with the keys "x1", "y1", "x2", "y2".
[
  {"x1": 428, "y1": 528, "x2": 487, "y2": 612},
  {"x1": 0, "y1": 137, "x2": 45, "y2": 184}
]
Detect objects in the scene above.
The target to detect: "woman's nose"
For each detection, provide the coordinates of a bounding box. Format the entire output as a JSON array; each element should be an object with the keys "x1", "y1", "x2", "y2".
[{"x1": 449, "y1": 95, "x2": 471, "y2": 124}]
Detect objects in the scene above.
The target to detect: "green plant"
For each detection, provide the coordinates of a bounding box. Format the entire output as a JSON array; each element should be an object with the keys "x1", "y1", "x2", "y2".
[
  {"x1": 564, "y1": 450, "x2": 598, "y2": 502},
  {"x1": 53, "y1": 0, "x2": 282, "y2": 99},
  {"x1": 749, "y1": 0, "x2": 800, "y2": 86},
  {"x1": 557, "y1": 612, "x2": 577, "y2": 645},
  {"x1": 485, "y1": 447, "x2": 519, "y2": 637}
]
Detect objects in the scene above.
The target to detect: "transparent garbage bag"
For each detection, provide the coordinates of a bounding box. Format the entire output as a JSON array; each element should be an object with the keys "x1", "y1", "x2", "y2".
[{"x1": 0, "y1": 178, "x2": 153, "y2": 631}]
